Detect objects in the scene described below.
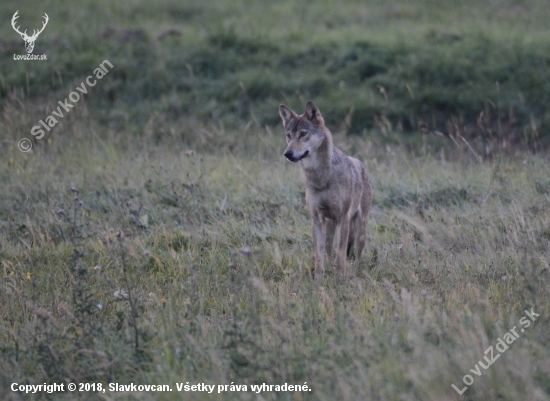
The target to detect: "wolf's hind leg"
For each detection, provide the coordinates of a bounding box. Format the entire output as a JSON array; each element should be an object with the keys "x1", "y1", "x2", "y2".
[
  {"x1": 347, "y1": 213, "x2": 357, "y2": 258},
  {"x1": 336, "y1": 218, "x2": 350, "y2": 275},
  {"x1": 355, "y1": 213, "x2": 367, "y2": 260},
  {"x1": 356, "y1": 171, "x2": 372, "y2": 261}
]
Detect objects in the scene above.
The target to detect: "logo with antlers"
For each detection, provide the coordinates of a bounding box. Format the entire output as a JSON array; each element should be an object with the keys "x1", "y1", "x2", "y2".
[{"x1": 11, "y1": 10, "x2": 49, "y2": 54}]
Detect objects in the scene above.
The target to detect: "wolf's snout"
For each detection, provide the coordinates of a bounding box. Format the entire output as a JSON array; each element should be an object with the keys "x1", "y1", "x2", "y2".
[{"x1": 284, "y1": 150, "x2": 309, "y2": 162}]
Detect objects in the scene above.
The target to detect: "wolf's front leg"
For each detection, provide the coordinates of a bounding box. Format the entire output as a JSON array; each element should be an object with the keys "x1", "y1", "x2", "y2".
[
  {"x1": 325, "y1": 218, "x2": 337, "y2": 262},
  {"x1": 311, "y1": 214, "x2": 325, "y2": 279},
  {"x1": 336, "y1": 217, "x2": 350, "y2": 275}
]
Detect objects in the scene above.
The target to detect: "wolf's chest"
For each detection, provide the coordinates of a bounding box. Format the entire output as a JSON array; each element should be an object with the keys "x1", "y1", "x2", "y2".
[{"x1": 306, "y1": 190, "x2": 342, "y2": 220}]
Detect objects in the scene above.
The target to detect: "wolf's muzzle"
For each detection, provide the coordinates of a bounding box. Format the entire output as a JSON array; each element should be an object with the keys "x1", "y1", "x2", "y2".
[{"x1": 284, "y1": 150, "x2": 309, "y2": 162}]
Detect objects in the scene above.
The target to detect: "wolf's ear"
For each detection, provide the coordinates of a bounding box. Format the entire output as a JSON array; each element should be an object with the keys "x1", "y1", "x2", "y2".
[
  {"x1": 279, "y1": 104, "x2": 296, "y2": 127},
  {"x1": 305, "y1": 101, "x2": 324, "y2": 125}
]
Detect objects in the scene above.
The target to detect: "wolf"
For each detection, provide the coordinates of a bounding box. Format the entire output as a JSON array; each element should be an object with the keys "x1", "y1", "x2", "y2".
[{"x1": 279, "y1": 101, "x2": 372, "y2": 278}]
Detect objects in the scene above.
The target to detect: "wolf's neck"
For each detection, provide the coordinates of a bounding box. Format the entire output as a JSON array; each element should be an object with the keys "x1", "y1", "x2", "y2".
[{"x1": 300, "y1": 128, "x2": 334, "y2": 189}]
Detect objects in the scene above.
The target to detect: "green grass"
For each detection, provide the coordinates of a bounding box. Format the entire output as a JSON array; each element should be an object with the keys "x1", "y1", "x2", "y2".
[
  {"x1": 1, "y1": 0, "x2": 550, "y2": 400},
  {"x1": 1, "y1": 0, "x2": 550, "y2": 143},
  {"x1": 2, "y1": 134, "x2": 550, "y2": 400}
]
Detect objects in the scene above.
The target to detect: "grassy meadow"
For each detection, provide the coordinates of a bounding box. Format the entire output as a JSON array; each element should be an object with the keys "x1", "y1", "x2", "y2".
[{"x1": 1, "y1": 0, "x2": 550, "y2": 400}]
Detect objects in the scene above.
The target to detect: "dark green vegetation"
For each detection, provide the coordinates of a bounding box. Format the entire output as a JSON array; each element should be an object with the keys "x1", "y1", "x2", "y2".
[
  {"x1": 2, "y1": 0, "x2": 550, "y2": 147},
  {"x1": 1, "y1": 0, "x2": 550, "y2": 400}
]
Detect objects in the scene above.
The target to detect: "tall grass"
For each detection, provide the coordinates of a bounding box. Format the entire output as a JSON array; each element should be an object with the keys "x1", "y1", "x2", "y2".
[{"x1": 1, "y1": 121, "x2": 550, "y2": 399}]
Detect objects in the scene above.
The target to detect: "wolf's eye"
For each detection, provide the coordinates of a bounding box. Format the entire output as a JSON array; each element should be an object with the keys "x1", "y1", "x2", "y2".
[
  {"x1": 299, "y1": 131, "x2": 308, "y2": 138},
  {"x1": 286, "y1": 133, "x2": 291, "y2": 140}
]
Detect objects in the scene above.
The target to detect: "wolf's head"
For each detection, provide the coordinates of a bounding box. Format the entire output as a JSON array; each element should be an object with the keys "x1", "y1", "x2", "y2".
[{"x1": 279, "y1": 101, "x2": 326, "y2": 163}]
